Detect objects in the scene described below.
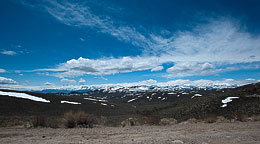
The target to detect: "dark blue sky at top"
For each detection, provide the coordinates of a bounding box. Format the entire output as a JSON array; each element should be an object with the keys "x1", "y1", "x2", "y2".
[{"x1": 0, "y1": 0, "x2": 259, "y2": 86}]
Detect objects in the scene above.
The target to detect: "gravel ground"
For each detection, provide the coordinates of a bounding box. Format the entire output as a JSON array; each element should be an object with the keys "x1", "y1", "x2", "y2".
[{"x1": 0, "y1": 121, "x2": 259, "y2": 144}]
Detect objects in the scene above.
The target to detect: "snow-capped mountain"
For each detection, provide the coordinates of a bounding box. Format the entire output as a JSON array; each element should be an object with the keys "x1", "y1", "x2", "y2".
[{"x1": 34, "y1": 79, "x2": 260, "y2": 93}]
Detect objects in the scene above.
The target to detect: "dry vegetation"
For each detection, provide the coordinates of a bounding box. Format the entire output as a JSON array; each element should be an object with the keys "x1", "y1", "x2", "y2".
[{"x1": 1, "y1": 121, "x2": 260, "y2": 144}]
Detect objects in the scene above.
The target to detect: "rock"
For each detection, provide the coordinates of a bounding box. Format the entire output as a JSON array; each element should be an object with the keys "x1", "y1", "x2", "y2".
[{"x1": 172, "y1": 140, "x2": 184, "y2": 144}]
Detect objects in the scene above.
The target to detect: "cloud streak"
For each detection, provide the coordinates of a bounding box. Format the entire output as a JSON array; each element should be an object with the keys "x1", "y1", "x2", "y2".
[
  {"x1": 0, "y1": 77, "x2": 18, "y2": 85},
  {"x1": 79, "y1": 78, "x2": 85, "y2": 85},
  {"x1": 60, "y1": 78, "x2": 76, "y2": 84},
  {"x1": 23, "y1": 0, "x2": 260, "y2": 78},
  {"x1": 42, "y1": 0, "x2": 151, "y2": 49},
  {"x1": 0, "y1": 68, "x2": 6, "y2": 73},
  {"x1": 1, "y1": 50, "x2": 17, "y2": 56},
  {"x1": 51, "y1": 56, "x2": 164, "y2": 78}
]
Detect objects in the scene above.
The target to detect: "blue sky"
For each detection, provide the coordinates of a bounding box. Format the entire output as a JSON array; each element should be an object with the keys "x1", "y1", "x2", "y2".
[{"x1": 0, "y1": 0, "x2": 260, "y2": 89}]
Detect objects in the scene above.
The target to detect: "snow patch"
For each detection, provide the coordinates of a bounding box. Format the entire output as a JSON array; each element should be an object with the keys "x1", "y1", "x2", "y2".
[
  {"x1": 101, "y1": 103, "x2": 107, "y2": 106},
  {"x1": 84, "y1": 97, "x2": 107, "y2": 102},
  {"x1": 191, "y1": 94, "x2": 202, "y2": 99},
  {"x1": 61, "y1": 101, "x2": 81, "y2": 105},
  {"x1": 127, "y1": 98, "x2": 138, "y2": 103},
  {"x1": 221, "y1": 97, "x2": 239, "y2": 107},
  {"x1": 0, "y1": 91, "x2": 50, "y2": 103}
]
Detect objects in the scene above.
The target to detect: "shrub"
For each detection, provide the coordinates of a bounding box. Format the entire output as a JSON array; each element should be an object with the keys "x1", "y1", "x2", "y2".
[
  {"x1": 159, "y1": 118, "x2": 177, "y2": 125},
  {"x1": 216, "y1": 116, "x2": 228, "y2": 122},
  {"x1": 63, "y1": 110, "x2": 97, "y2": 128},
  {"x1": 33, "y1": 115, "x2": 47, "y2": 127},
  {"x1": 204, "y1": 114, "x2": 217, "y2": 123},
  {"x1": 227, "y1": 112, "x2": 238, "y2": 120},
  {"x1": 127, "y1": 117, "x2": 137, "y2": 126},
  {"x1": 251, "y1": 115, "x2": 260, "y2": 121},
  {"x1": 98, "y1": 116, "x2": 107, "y2": 125},
  {"x1": 64, "y1": 110, "x2": 76, "y2": 128},
  {"x1": 46, "y1": 118, "x2": 62, "y2": 128},
  {"x1": 143, "y1": 116, "x2": 160, "y2": 125},
  {"x1": 6, "y1": 119, "x2": 24, "y2": 127},
  {"x1": 121, "y1": 120, "x2": 126, "y2": 127},
  {"x1": 237, "y1": 114, "x2": 249, "y2": 122},
  {"x1": 186, "y1": 118, "x2": 198, "y2": 123}
]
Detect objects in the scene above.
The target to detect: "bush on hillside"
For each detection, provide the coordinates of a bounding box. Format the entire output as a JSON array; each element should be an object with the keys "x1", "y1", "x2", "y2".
[
  {"x1": 32, "y1": 115, "x2": 47, "y2": 127},
  {"x1": 143, "y1": 116, "x2": 160, "y2": 125},
  {"x1": 63, "y1": 110, "x2": 97, "y2": 128}
]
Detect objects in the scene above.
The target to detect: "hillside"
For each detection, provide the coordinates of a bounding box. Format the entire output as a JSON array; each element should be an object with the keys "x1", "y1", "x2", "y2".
[{"x1": 0, "y1": 82, "x2": 259, "y2": 126}]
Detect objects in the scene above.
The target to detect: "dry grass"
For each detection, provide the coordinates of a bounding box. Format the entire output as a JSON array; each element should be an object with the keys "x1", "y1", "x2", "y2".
[
  {"x1": 32, "y1": 115, "x2": 47, "y2": 127},
  {"x1": 63, "y1": 110, "x2": 97, "y2": 128},
  {"x1": 159, "y1": 118, "x2": 177, "y2": 125},
  {"x1": 143, "y1": 116, "x2": 160, "y2": 125},
  {"x1": 203, "y1": 114, "x2": 217, "y2": 123}
]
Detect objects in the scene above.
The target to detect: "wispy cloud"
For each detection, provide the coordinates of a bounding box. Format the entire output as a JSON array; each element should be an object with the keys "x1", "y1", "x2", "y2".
[
  {"x1": 22, "y1": 0, "x2": 260, "y2": 78},
  {"x1": 1, "y1": 50, "x2": 17, "y2": 56},
  {"x1": 42, "y1": 0, "x2": 152, "y2": 49},
  {"x1": 48, "y1": 56, "x2": 164, "y2": 78},
  {"x1": 151, "y1": 66, "x2": 164, "y2": 72},
  {"x1": 79, "y1": 78, "x2": 85, "y2": 85},
  {"x1": 166, "y1": 62, "x2": 216, "y2": 77},
  {"x1": 0, "y1": 68, "x2": 6, "y2": 73},
  {"x1": 0, "y1": 76, "x2": 18, "y2": 85},
  {"x1": 40, "y1": 1, "x2": 260, "y2": 62},
  {"x1": 153, "y1": 19, "x2": 260, "y2": 63},
  {"x1": 44, "y1": 82, "x2": 53, "y2": 86},
  {"x1": 31, "y1": 18, "x2": 260, "y2": 78},
  {"x1": 79, "y1": 37, "x2": 85, "y2": 42},
  {"x1": 60, "y1": 78, "x2": 76, "y2": 84}
]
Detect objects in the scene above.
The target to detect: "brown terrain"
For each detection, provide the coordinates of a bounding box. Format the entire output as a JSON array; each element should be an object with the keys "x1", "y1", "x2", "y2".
[
  {"x1": 0, "y1": 83, "x2": 259, "y2": 144},
  {"x1": 0, "y1": 121, "x2": 259, "y2": 144}
]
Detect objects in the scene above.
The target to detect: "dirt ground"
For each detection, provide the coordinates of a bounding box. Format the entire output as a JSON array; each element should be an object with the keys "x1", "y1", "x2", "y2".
[{"x1": 0, "y1": 121, "x2": 259, "y2": 144}]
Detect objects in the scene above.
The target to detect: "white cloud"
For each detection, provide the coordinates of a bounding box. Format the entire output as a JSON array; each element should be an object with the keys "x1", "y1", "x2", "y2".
[
  {"x1": 0, "y1": 68, "x2": 6, "y2": 73},
  {"x1": 1, "y1": 50, "x2": 17, "y2": 56},
  {"x1": 79, "y1": 38, "x2": 85, "y2": 42},
  {"x1": 79, "y1": 78, "x2": 86, "y2": 85},
  {"x1": 100, "y1": 76, "x2": 108, "y2": 81},
  {"x1": 48, "y1": 56, "x2": 164, "y2": 78},
  {"x1": 25, "y1": 1, "x2": 260, "y2": 78},
  {"x1": 42, "y1": 0, "x2": 152, "y2": 49},
  {"x1": 42, "y1": 1, "x2": 260, "y2": 64},
  {"x1": 94, "y1": 76, "x2": 108, "y2": 81},
  {"x1": 60, "y1": 78, "x2": 76, "y2": 84},
  {"x1": 164, "y1": 62, "x2": 240, "y2": 78},
  {"x1": 44, "y1": 82, "x2": 53, "y2": 86},
  {"x1": 151, "y1": 66, "x2": 164, "y2": 72},
  {"x1": 151, "y1": 19, "x2": 260, "y2": 63},
  {"x1": 166, "y1": 62, "x2": 216, "y2": 77},
  {"x1": 0, "y1": 77, "x2": 17, "y2": 85}
]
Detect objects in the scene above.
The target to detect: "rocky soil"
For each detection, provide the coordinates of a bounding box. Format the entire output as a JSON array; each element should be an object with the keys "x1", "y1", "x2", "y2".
[{"x1": 0, "y1": 121, "x2": 259, "y2": 144}]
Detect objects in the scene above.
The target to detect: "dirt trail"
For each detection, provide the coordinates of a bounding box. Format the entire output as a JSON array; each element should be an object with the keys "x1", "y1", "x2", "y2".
[{"x1": 0, "y1": 121, "x2": 259, "y2": 144}]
